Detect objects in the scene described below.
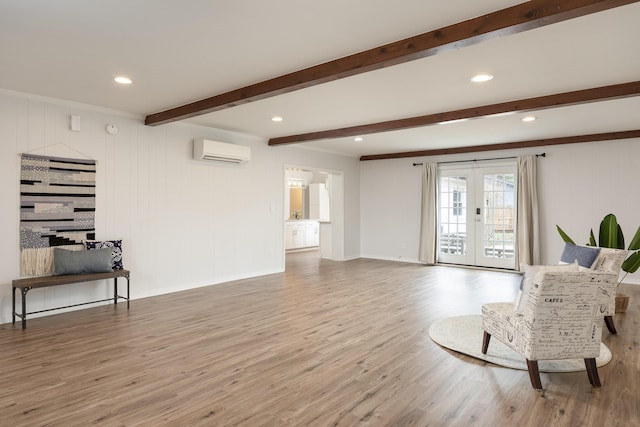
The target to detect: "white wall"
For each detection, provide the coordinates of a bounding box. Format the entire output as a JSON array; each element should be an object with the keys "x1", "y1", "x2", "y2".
[
  {"x1": 537, "y1": 140, "x2": 639, "y2": 271},
  {"x1": 360, "y1": 158, "x2": 422, "y2": 261},
  {"x1": 0, "y1": 90, "x2": 360, "y2": 324},
  {"x1": 360, "y1": 141, "x2": 640, "y2": 285}
]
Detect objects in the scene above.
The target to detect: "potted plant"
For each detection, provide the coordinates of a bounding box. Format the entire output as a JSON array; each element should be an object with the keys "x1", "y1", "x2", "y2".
[{"x1": 557, "y1": 213, "x2": 640, "y2": 312}]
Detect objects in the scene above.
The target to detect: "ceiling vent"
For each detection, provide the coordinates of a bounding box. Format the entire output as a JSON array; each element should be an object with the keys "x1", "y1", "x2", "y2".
[{"x1": 193, "y1": 139, "x2": 250, "y2": 164}]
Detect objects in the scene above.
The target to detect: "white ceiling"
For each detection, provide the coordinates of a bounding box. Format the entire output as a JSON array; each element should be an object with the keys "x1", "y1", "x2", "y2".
[{"x1": 1, "y1": 0, "x2": 639, "y2": 158}]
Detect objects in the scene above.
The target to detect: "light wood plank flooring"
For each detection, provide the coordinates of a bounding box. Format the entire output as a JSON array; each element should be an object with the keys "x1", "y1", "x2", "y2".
[{"x1": 1, "y1": 252, "x2": 638, "y2": 426}]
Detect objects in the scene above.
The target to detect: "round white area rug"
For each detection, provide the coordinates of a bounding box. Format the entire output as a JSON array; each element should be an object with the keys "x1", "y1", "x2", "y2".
[{"x1": 428, "y1": 315, "x2": 612, "y2": 372}]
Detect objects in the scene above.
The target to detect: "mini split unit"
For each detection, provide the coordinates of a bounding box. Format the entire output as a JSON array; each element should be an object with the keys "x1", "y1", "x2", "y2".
[{"x1": 193, "y1": 139, "x2": 251, "y2": 164}]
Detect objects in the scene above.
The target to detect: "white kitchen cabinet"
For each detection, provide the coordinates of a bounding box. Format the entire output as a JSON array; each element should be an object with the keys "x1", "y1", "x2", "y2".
[
  {"x1": 309, "y1": 183, "x2": 330, "y2": 221},
  {"x1": 284, "y1": 224, "x2": 295, "y2": 249},
  {"x1": 305, "y1": 221, "x2": 319, "y2": 247},
  {"x1": 285, "y1": 221, "x2": 304, "y2": 250},
  {"x1": 285, "y1": 220, "x2": 319, "y2": 250}
]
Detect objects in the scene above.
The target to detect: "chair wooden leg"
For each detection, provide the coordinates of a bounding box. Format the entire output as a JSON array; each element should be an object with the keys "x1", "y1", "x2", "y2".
[
  {"x1": 481, "y1": 331, "x2": 491, "y2": 354},
  {"x1": 584, "y1": 358, "x2": 601, "y2": 387},
  {"x1": 526, "y1": 359, "x2": 543, "y2": 390},
  {"x1": 604, "y1": 315, "x2": 617, "y2": 334}
]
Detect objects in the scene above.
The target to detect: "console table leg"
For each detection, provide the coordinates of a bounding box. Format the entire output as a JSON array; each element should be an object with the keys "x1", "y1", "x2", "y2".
[
  {"x1": 126, "y1": 277, "x2": 130, "y2": 309},
  {"x1": 113, "y1": 277, "x2": 118, "y2": 305},
  {"x1": 12, "y1": 286, "x2": 16, "y2": 325},
  {"x1": 21, "y1": 288, "x2": 30, "y2": 330}
]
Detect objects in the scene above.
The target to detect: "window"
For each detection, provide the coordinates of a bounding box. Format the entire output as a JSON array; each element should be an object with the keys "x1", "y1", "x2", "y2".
[{"x1": 453, "y1": 190, "x2": 462, "y2": 216}]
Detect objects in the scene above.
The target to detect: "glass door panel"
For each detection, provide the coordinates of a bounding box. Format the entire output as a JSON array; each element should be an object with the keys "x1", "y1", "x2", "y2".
[
  {"x1": 438, "y1": 171, "x2": 474, "y2": 265},
  {"x1": 476, "y1": 169, "x2": 516, "y2": 269},
  {"x1": 438, "y1": 164, "x2": 516, "y2": 269}
]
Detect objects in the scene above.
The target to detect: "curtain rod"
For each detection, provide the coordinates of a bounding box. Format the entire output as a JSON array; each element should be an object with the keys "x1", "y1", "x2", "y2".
[{"x1": 412, "y1": 152, "x2": 545, "y2": 167}]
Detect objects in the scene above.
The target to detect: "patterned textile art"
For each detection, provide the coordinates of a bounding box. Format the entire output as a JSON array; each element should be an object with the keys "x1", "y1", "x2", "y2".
[{"x1": 20, "y1": 154, "x2": 96, "y2": 276}]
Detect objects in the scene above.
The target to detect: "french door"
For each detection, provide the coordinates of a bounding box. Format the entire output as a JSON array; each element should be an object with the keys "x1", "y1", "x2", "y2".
[{"x1": 438, "y1": 163, "x2": 516, "y2": 269}]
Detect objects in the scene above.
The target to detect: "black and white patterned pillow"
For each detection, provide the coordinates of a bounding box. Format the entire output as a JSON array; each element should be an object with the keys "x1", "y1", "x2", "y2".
[{"x1": 83, "y1": 239, "x2": 123, "y2": 270}]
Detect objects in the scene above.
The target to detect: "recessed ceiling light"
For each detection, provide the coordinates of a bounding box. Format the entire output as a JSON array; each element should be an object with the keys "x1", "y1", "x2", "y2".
[
  {"x1": 470, "y1": 74, "x2": 494, "y2": 83},
  {"x1": 114, "y1": 76, "x2": 132, "y2": 85},
  {"x1": 271, "y1": 116, "x2": 283, "y2": 122},
  {"x1": 521, "y1": 116, "x2": 537, "y2": 122},
  {"x1": 354, "y1": 137, "x2": 363, "y2": 142}
]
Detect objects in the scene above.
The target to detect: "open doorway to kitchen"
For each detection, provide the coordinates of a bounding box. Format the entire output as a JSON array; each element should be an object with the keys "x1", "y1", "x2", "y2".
[{"x1": 283, "y1": 165, "x2": 344, "y2": 268}]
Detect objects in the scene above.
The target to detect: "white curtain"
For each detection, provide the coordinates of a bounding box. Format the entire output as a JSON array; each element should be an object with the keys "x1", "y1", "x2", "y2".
[
  {"x1": 516, "y1": 155, "x2": 540, "y2": 268},
  {"x1": 419, "y1": 162, "x2": 438, "y2": 264}
]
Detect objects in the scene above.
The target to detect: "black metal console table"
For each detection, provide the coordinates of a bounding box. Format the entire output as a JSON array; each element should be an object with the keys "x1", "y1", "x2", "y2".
[{"x1": 12, "y1": 269, "x2": 130, "y2": 330}]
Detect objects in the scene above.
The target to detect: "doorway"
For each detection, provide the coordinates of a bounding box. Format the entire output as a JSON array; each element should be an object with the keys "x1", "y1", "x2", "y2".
[
  {"x1": 438, "y1": 162, "x2": 516, "y2": 269},
  {"x1": 283, "y1": 165, "x2": 344, "y2": 266}
]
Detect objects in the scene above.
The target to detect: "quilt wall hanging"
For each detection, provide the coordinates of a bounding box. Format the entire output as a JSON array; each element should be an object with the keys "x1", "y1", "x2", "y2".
[{"x1": 20, "y1": 154, "x2": 96, "y2": 276}]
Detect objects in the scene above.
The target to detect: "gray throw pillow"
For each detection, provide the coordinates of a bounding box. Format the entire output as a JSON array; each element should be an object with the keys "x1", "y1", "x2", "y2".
[
  {"x1": 53, "y1": 247, "x2": 114, "y2": 275},
  {"x1": 559, "y1": 242, "x2": 601, "y2": 268}
]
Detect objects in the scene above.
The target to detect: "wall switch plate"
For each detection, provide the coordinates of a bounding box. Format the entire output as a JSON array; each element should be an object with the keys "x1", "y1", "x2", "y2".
[{"x1": 70, "y1": 115, "x2": 81, "y2": 132}]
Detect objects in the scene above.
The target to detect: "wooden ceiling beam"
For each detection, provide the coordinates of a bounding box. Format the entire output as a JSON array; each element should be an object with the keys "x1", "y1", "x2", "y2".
[
  {"x1": 145, "y1": 0, "x2": 638, "y2": 126},
  {"x1": 359, "y1": 130, "x2": 640, "y2": 161},
  {"x1": 268, "y1": 81, "x2": 640, "y2": 145}
]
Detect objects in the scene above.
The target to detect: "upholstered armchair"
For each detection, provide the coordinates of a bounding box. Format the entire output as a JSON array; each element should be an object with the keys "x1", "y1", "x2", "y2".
[{"x1": 481, "y1": 270, "x2": 617, "y2": 390}]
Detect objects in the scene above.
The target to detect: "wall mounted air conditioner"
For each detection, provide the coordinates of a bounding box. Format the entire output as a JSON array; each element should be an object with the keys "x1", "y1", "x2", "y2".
[{"x1": 193, "y1": 139, "x2": 251, "y2": 164}]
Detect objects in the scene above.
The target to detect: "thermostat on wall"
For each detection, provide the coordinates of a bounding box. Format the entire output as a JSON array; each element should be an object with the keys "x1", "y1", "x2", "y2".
[{"x1": 105, "y1": 124, "x2": 118, "y2": 135}]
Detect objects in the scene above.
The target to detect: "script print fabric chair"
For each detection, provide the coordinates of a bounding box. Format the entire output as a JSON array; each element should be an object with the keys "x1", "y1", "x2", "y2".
[{"x1": 481, "y1": 271, "x2": 617, "y2": 390}]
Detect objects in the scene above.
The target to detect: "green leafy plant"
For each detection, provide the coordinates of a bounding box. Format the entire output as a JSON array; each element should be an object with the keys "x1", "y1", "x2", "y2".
[{"x1": 557, "y1": 213, "x2": 640, "y2": 284}]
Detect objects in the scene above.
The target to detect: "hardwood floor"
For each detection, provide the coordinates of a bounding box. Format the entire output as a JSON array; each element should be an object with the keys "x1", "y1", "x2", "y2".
[{"x1": 1, "y1": 252, "x2": 638, "y2": 426}]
